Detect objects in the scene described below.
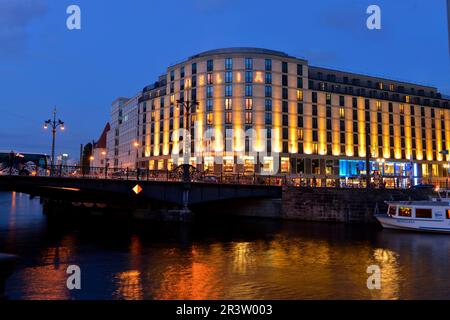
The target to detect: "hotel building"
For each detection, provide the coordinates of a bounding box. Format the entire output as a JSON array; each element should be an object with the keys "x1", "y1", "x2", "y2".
[{"x1": 124, "y1": 48, "x2": 449, "y2": 186}]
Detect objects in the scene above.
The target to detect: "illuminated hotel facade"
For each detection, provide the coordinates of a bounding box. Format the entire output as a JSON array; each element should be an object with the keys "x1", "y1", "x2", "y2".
[{"x1": 132, "y1": 48, "x2": 450, "y2": 185}]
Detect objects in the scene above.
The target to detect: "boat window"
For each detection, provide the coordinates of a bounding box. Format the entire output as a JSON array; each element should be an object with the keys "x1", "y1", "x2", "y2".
[
  {"x1": 388, "y1": 205, "x2": 397, "y2": 216},
  {"x1": 447, "y1": 210, "x2": 450, "y2": 219},
  {"x1": 398, "y1": 207, "x2": 412, "y2": 217},
  {"x1": 415, "y1": 208, "x2": 432, "y2": 219}
]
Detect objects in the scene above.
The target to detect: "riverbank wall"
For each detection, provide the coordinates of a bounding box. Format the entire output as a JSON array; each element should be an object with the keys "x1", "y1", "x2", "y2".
[{"x1": 281, "y1": 187, "x2": 435, "y2": 224}]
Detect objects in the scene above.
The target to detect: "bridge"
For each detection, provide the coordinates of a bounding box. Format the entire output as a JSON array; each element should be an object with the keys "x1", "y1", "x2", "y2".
[{"x1": 0, "y1": 175, "x2": 282, "y2": 208}]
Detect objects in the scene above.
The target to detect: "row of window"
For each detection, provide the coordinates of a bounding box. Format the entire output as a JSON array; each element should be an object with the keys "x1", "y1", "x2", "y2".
[
  {"x1": 312, "y1": 72, "x2": 441, "y2": 99},
  {"x1": 170, "y1": 58, "x2": 303, "y2": 81}
]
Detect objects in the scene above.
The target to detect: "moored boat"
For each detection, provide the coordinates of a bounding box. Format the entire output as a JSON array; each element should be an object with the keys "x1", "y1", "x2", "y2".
[{"x1": 375, "y1": 195, "x2": 450, "y2": 233}]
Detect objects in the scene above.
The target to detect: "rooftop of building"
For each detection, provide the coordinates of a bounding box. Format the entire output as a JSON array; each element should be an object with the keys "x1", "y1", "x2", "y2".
[
  {"x1": 94, "y1": 123, "x2": 110, "y2": 149},
  {"x1": 143, "y1": 47, "x2": 449, "y2": 101},
  {"x1": 188, "y1": 47, "x2": 293, "y2": 60}
]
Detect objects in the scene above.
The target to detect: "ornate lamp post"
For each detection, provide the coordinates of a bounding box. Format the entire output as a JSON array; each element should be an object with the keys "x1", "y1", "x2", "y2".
[
  {"x1": 176, "y1": 94, "x2": 199, "y2": 183},
  {"x1": 44, "y1": 108, "x2": 65, "y2": 172}
]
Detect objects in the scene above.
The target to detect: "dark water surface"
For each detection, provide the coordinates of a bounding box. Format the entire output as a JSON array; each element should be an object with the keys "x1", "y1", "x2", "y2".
[{"x1": 1, "y1": 191, "x2": 449, "y2": 300}]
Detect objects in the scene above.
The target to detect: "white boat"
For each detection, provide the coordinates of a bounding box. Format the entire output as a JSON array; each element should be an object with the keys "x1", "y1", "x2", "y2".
[{"x1": 375, "y1": 194, "x2": 450, "y2": 233}]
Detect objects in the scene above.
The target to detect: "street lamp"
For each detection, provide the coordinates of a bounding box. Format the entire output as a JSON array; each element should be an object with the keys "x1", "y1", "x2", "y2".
[
  {"x1": 44, "y1": 107, "x2": 65, "y2": 172},
  {"x1": 89, "y1": 155, "x2": 94, "y2": 175},
  {"x1": 133, "y1": 141, "x2": 139, "y2": 170},
  {"x1": 176, "y1": 94, "x2": 199, "y2": 183}
]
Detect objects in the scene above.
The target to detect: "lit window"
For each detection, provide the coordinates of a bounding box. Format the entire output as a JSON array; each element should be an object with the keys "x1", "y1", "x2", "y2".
[
  {"x1": 399, "y1": 104, "x2": 404, "y2": 114},
  {"x1": 207, "y1": 113, "x2": 213, "y2": 125},
  {"x1": 398, "y1": 207, "x2": 412, "y2": 217},
  {"x1": 245, "y1": 98, "x2": 253, "y2": 110},
  {"x1": 388, "y1": 206, "x2": 397, "y2": 216},
  {"x1": 225, "y1": 111, "x2": 232, "y2": 124},
  {"x1": 225, "y1": 98, "x2": 232, "y2": 110},
  {"x1": 207, "y1": 73, "x2": 213, "y2": 85},
  {"x1": 376, "y1": 100, "x2": 382, "y2": 111},
  {"x1": 339, "y1": 107, "x2": 345, "y2": 119},
  {"x1": 281, "y1": 157, "x2": 289, "y2": 173},
  {"x1": 313, "y1": 143, "x2": 318, "y2": 154},
  {"x1": 297, "y1": 90, "x2": 303, "y2": 101},
  {"x1": 245, "y1": 112, "x2": 253, "y2": 124},
  {"x1": 389, "y1": 84, "x2": 394, "y2": 91},
  {"x1": 405, "y1": 95, "x2": 410, "y2": 103}
]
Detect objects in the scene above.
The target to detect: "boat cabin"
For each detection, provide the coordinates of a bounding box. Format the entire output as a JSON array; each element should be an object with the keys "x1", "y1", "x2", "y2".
[{"x1": 387, "y1": 202, "x2": 450, "y2": 220}]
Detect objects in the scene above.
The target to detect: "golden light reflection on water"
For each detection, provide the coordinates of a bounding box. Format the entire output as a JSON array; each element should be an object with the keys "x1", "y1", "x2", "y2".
[
  {"x1": 155, "y1": 261, "x2": 222, "y2": 300},
  {"x1": 232, "y1": 242, "x2": 254, "y2": 274},
  {"x1": 113, "y1": 235, "x2": 144, "y2": 300},
  {"x1": 13, "y1": 232, "x2": 79, "y2": 300},
  {"x1": 16, "y1": 264, "x2": 71, "y2": 300},
  {"x1": 114, "y1": 270, "x2": 144, "y2": 300},
  {"x1": 2, "y1": 192, "x2": 443, "y2": 300},
  {"x1": 143, "y1": 235, "x2": 405, "y2": 300},
  {"x1": 372, "y1": 248, "x2": 401, "y2": 299}
]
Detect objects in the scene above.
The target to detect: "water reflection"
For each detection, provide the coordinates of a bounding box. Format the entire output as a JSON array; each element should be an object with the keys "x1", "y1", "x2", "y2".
[{"x1": 1, "y1": 192, "x2": 450, "y2": 300}]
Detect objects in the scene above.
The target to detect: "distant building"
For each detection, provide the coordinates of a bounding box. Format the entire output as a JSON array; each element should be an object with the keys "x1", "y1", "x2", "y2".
[
  {"x1": 92, "y1": 123, "x2": 110, "y2": 168},
  {"x1": 106, "y1": 94, "x2": 140, "y2": 169},
  {"x1": 56, "y1": 153, "x2": 69, "y2": 166}
]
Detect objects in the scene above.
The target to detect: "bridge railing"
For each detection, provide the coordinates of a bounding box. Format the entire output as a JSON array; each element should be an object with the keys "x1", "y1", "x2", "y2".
[{"x1": 0, "y1": 164, "x2": 446, "y2": 189}]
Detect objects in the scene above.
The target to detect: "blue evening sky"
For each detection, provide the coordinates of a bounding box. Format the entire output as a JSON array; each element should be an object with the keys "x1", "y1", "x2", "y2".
[{"x1": 0, "y1": 0, "x2": 449, "y2": 159}]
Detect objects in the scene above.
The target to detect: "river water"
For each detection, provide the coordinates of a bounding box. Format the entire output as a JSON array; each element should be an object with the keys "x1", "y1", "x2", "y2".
[{"x1": 1, "y1": 191, "x2": 449, "y2": 300}]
